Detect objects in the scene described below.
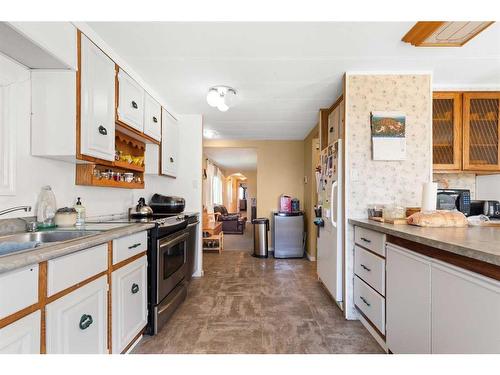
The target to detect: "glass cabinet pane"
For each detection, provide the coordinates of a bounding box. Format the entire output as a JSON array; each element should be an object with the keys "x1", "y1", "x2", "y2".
[
  {"x1": 467, "y1": 98, "x2": 499, "y2": 167},
  {"x1": 433, "y1": 98, "x2": 455, "y2": 165}
]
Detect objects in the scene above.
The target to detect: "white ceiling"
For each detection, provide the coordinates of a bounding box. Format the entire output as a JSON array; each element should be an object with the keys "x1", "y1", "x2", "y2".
[
  {"x1": 204, "y1": 147, "x2": 257, "y2": 171},
  {"x1": 88, "y1": 22, "x2": 500, "y2": 140}
]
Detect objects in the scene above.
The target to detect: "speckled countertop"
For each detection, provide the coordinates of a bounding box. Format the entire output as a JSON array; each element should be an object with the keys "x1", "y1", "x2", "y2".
[
  {"x1": 0, "y1": 222, "x2": 155, "y2": 274},
  {"x1": 349, "y1": 219, "x2": 500, "y2": 267}
]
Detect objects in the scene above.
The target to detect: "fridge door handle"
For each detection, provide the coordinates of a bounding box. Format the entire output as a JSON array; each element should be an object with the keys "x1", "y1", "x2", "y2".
[{"x1": 330, "y1": 180, "x2": 338, "y2": 228}]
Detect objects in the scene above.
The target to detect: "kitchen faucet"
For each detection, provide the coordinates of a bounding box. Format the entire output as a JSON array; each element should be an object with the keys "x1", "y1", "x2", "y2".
[
  {"x1": 0, "y1": 206, "x2": 37, "y2": 232},
  {"x1": 0, "y1": 206, "x2": 32, "y2": 216}
]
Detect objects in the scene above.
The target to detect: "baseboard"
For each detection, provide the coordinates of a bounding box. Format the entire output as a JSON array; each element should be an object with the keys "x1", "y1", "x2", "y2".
[
  {"x1": 124, "y1": 333, "x2": 143, "y2": 354},
  {"x1": 306, "y1": 252, "x2": 316, "y2": 261},
  {"x1": 358, "y1": 313, "x2": 388, "y2": 353}
]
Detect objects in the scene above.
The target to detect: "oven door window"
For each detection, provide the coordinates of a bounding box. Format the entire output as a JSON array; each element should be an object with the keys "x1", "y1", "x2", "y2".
[{"x1": 162, "y1": 239, "x2": 186, "y2": 280}]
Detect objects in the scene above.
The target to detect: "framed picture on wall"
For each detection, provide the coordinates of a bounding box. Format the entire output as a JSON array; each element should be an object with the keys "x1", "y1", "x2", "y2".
[{"x1": 370, "y1": 111, "x2": 406, "y2": 161}]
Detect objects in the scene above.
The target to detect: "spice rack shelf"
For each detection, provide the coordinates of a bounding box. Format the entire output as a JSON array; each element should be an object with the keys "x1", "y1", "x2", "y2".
[{"x1": 75, "y1": 130, "x2": 146, "y2": 189}]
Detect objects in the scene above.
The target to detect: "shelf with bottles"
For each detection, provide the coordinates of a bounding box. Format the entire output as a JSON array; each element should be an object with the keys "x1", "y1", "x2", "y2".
[{"x1": 76, "y1": 163, "x2": 144, "y2": 189}]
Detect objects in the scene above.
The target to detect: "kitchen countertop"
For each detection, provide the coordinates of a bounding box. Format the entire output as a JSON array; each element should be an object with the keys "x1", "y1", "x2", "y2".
[
  {"x1": 0, "y1": 222, "x2": 155, "y2": 274},
  {"x1": 349, "y1": 218, "x2": 500, "y2": 267}
]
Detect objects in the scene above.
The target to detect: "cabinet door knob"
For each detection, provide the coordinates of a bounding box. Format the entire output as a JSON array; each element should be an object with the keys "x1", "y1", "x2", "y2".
[
  {"x1": 360, "y1": 296, "x2": 371, "y2": 307},
  {"x1": 98, "y1": 125, "x2": 107, "y2": 135},
  {"x1": 170, "y1": 157, "x2": 174, "y2": 163},
  {"x1": 131, "y1": 283, "x2": 140, "y2": 294},
  {"x1": 79, "y1": 314, "x2": 93, "y2": 330},
  {"x1": 132, "y1": 101, "x2": 138, "y2": 109},
  {"x1": 361, "y1": 264, "x2": 371, "y2": 272},
  {"x1": 153, "y1": 116, "x2": 158, "y2": 123}
]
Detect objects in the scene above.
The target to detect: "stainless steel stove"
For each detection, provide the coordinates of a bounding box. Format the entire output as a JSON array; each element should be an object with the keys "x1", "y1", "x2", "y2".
[{"x1": 90, "y1": 210, "x2": 199, "y2": 335}]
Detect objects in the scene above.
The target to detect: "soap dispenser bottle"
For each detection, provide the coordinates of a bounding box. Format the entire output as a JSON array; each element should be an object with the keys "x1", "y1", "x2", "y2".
[
  {"x1": 74, "y1": 197, "x2": 86, "y2": 226},
  {"x1": 36, "y1": 186, "x2": 57, "y2": 228}
]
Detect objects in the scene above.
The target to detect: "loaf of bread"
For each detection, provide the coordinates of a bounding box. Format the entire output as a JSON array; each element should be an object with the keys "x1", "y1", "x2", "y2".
[{"x1": 407, "y1": 210, "x2": 468, "y2": 227}]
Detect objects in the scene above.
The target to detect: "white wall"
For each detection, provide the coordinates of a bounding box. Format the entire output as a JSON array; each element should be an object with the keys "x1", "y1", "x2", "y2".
[{"x1": 476, "y1": 175, "x2": 500, "y2": 202}]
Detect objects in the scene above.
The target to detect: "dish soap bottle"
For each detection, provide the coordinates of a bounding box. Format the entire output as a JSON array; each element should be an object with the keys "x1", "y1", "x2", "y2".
[
  {"x1": 74, "y1": 197, "x2": 86, "y2": 226},
  {"x1": 36, "y1": 186, "x2": 57, "y2": 229}
]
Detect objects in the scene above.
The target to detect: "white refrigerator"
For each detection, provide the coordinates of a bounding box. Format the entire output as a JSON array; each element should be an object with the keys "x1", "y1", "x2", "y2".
[{"x1": 317, "y1": 139, "x2": 343, "y2": 308}]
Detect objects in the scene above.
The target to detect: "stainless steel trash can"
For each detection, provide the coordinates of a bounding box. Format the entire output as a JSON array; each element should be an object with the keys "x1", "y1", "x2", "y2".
[{"x1": 252, "y1": 218, "x2": 269, "y2": 258}]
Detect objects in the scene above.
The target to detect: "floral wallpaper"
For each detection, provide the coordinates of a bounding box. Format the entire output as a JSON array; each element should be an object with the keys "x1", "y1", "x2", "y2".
[{"x1": 344, "y1": 74, "x2": 432, "y2": 319}]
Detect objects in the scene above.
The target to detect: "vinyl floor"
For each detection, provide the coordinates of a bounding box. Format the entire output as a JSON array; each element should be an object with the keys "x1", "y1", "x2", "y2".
[{"x1": 132, "y1": 251, "x2": 384, "y2": 354}]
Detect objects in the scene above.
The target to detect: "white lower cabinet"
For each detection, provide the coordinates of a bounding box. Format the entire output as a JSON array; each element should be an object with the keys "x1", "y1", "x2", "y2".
[
  {"x1": 431, "y1": 263, "x2": 500, "y2": 354},
  {"x1": 112, "y1": 256, "x2": 147, "y2": 353},
  {"x1": 0, "y1": 311, "x2": 41, "y2": 354},
  {"x1": 46, "y1": 276, "x2": 108, "y2": 354},
  {"x1": 386, "y1": 244, "x2": 431, "y2": 354}
]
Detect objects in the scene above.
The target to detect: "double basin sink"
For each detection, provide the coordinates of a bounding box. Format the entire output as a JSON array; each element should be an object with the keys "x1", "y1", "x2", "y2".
[{"x1": 0, "y1": 230, "x2": 102, "y2": 257}]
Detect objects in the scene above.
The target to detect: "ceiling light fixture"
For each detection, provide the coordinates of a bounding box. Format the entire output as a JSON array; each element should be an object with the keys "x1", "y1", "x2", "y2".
[
  {"x1": 203, "y1": 128, "x2": 219, "y2": 139},
  {"x1": 206, "y1": 86, "x2": 237, "y2": 112}
]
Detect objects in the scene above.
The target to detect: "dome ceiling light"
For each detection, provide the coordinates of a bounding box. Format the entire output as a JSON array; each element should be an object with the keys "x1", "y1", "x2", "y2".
[{"x1": 206, "y1": 86, "x2": 237, "y2": 112}]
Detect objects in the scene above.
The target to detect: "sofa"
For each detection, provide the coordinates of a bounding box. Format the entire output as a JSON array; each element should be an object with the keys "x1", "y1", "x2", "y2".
[{"x1": 213, "y1": 205, "x2": 247, "y2": 234}]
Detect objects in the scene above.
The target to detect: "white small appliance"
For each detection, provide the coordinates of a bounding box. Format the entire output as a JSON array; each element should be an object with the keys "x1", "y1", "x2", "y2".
[{"x1": 317, "y1": 139, "x2": 343, "y2": 308}]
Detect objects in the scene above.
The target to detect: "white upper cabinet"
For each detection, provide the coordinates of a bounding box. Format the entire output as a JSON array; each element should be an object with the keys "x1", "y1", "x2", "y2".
[
  {"x1": 4, "y1": 22, "x2": 77, "y2": 70},
  {"x1": 117, "y1": 69, "x2": 145, "y2": 132},
  {"x1": 431, "y1": 263, "x2": 500, "y2": 354},
  {"x1": 80, "y1": 35, "x2": 116, "y2": 161},
  {"x1": 144, "y1": 93, "x2": 162, "y2": 141},
  {"x1": 386, "y1": 244, "x2": 431, "y2": 354},
  {"x1": 161, "y1": 108, "x2": 179, "y2": 178}
]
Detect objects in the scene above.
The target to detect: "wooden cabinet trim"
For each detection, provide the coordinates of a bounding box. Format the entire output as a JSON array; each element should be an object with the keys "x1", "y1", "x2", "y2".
[
  {"x1": 111, "y1": 251, "x2": 147, "y2": 272},
  {"x1": 433, "y1": 92, "x2": 462, "y2": 171},
  {"x1": 387, "y1": 235, "x2": 500, "y2": 281}
]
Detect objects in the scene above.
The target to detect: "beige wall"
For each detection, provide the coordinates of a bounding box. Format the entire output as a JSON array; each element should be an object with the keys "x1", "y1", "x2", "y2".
[
  {"x1": 204, "y1": 140, "x2": 305, "y2": 248},
  {"x1": 303, "y1": 125, "x2": 320, "y2": 259},
  {"x1": 344, "y1": 73, "x2": 432, "y2": 319}
]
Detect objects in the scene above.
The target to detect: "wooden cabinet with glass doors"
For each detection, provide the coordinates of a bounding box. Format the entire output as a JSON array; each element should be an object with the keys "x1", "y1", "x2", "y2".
[
  {"x1": 433, "y1": 91, "x2": 500, "y2": 173},
  {"x1": 463, "y1": 92, "x2": 500, "y2": 171}
]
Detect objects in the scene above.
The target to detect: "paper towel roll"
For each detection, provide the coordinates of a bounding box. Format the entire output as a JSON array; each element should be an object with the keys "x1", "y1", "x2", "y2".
[{"x1": 421, "y1": 182, "x2": 437, "y2": 212}]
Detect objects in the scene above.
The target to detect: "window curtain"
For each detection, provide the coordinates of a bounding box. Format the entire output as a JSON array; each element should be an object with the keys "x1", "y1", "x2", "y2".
[{"x1": 204, "y1": 161, "x2": 216, "y2": 213}]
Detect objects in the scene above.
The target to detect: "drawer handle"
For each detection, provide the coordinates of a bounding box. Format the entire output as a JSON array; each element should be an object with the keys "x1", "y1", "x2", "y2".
[
  {"x1": 98, "y1": 125, "x2": 107, "y2": 135},
  {"x1": 153, "y1": 116, "x2": 158, "y2": 123},
  {"x1": 79, "y1": 314, "x2": 93, "y2": 330},
  {"x1": 128, "y1": 242, "x2": 141, "y2": 249},
  {"x1": 360, "y1": 237, "x2": 371, "y2": 243},
  {"x1": 360, "y1": 296, "x2": 371, "y2": 307},
  {"x1": 131, "y1": 283, "x2": 140, "y2": 294},
  {"x1": 360, "y1": 264, "x2": 371, "y2": 272},
  {"x1": 131, "y1": 100, "x2": 138, "y2": 109}
]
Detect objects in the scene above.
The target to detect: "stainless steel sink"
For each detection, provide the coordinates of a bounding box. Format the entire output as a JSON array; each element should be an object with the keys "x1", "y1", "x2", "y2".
[{"x1": 0, "y1": 230, "x2": 102, "y2": 244}]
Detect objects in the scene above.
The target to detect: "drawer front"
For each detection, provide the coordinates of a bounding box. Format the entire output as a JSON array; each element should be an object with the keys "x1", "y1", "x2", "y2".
[
  {"x1": 355, "y1": 226, "x2": 386, "y2": 257},
  {"x1": 143, "y1": 93, "x2": 161, "y2": 141},
  {"x1": 0, "y1": 264, "x2": 39, "y2": 319},
  {"x1": 47, "y1": 244, "x2": 107, "y2": 296},
  {"x1": 112, "y1": 255, "x2": 147, "y2": 353},
  {"x1": 118, "y1": 70, "x2": 144, "y2": 132},
  {"x1": 46, "y1": 275, "x2": 108, "y2": 354},
  {"x1": 354, "y1": 275, "x2": 385, "y2": 334},
  {"x1": 354, "y1": 245, "x2": 386, "y2": 296},
  {"x1": 113, "y1": 231, "x2": 148, "y2": 265},
  {"x1": 0, "y1": 310, "x2": 41, "y2": 354}
]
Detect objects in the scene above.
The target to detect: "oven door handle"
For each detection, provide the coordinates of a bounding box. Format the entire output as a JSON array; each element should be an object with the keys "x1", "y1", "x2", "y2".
[{"x1": 159, "y1": 232, "x2": 189, "y2": 249}]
